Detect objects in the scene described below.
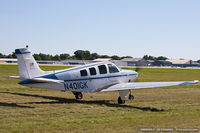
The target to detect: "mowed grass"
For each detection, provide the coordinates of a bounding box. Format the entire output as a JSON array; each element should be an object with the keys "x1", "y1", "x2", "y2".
[{"x1": 0, "y1": 64, "x2": 200, "y2": 133}]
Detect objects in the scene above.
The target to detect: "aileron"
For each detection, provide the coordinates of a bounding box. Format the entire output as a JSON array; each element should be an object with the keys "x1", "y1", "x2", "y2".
[{"x1": 100, "y1": 80, "x2": 199, "y2": 92}]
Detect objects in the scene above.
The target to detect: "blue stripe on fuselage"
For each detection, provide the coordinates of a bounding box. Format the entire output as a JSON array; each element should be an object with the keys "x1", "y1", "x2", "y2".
[
  {"x1": 18, "y1": 79, "x2": 44, "y2": 85},
  {"x1": 63, "y1": 74, "x2": 137, "y2": 82},
  {"x1": 18, "y1": 74, "x2": 137, "y2": 85},
  {"x1": 40, "y1": 74, "x2": 58, "y2": 79}
]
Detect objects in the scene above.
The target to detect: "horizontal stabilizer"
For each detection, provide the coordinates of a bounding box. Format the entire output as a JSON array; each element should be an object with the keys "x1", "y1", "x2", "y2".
[
  {"x1": 100, "y1": 80, "x2": 199, "y2": 92},
  {"x1": 18, "y1": 78, "x2": 64, "y2": 85},
  {"x1": 31, "y1": 78, "x2": 64, "y2": 84}
]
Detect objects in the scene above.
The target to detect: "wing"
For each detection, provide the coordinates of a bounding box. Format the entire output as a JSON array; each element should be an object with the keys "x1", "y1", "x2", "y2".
[{"x1": 100, "y1": 80, "x2": 199, "y2": 92}]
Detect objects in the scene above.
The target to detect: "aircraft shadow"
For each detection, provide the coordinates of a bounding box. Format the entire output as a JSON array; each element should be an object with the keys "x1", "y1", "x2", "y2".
[
  {"x1": 0, "y1": 102, "x2": 34, "y2": 108},
  {"x1": 0, "y1": 92, "x2": 165, "y2": 112}
]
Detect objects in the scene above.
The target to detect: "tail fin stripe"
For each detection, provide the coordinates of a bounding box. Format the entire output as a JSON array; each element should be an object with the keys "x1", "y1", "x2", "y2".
[{"x1": 15, "y1": 49, "x2": 31, "y2": 54}]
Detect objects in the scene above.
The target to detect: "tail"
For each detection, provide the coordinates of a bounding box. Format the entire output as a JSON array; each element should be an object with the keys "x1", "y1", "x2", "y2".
[{"x1": 15, "y1": 48, "x2": 44, "y2": 80}]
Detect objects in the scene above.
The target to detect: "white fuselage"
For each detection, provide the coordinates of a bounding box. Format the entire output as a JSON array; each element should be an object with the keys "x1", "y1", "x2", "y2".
[{"x1": 19, "y1": 62, "x2": 138, "y2": 93}]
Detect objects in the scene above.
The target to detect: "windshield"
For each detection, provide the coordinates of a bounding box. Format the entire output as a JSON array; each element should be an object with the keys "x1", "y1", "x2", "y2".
[
  {"x1": 114, "y1": 63, "x2": 122, "y2": 71},
  {"x1": 109, "y1": 63, "x2": 121, "y2": 72}
]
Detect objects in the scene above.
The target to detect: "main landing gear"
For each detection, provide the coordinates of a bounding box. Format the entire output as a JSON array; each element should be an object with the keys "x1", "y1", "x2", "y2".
[
  {"x1": 73, "y1": 92, "x2": 83, "y2": 99},
  {"x1": 118, "y1": 97, "x2": 125, "y2": 104},
  {"x1": 118, "y1": 90, "x2": 134, "y2": 104},
  {"x1": 129, "y1": 94, "x2": 134, "y2": 100},
  {"x1": 128, "y1": 90, "x2": 134, "y2": 100}
]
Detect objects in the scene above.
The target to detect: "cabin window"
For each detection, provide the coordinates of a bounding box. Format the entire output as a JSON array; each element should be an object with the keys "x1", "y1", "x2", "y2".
[
  {"x1": 108, "y1": 64, "x2": 119, "y2": 73},
  {"x1": 80, "y1": 69, "x2": 88, "y2": 76},
  {"x1": 98, "y1": 65, "x2": 107, "y2": 74},
  {"x1": 89, "y1": 67, "x2": 96, "y2": 75}
]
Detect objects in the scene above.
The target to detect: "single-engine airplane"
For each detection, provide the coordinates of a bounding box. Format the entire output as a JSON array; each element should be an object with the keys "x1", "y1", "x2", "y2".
[{"x1": 11, "y1": 47, "x2": 199, "y2": 104}]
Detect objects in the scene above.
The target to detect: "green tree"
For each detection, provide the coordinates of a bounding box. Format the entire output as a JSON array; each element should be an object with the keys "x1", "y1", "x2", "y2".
[
  {"x1": 7, "y1": 54, "x2": 13, "y2": 58},
  {"x1": 143, "y1": 55, "x2": 155, "y2": 60},
  {"x1": 52, "y1": 54, "x2": 61, "y2": 61},
  {"x1": 143, "y1": 55, "x2": 168, "y2": 61},
  {"x1": 74, "y1": 50, "x2": 84, "y2": 60},
  {"x1": 100, "y1": 55, "x2": 110, "y2": 58},
  {"x1": 39, "y1": 53, "x2": 51, "y2": 60},
  {"x1": 0, "y1": 53, "x2": 5, "y2": 58},
  {"x1": 60, "y1": 53, "x2": 70, "y2": 60},
  {"x1": 90, "y1": 53, "x2": 99, "y2": 60},
  {"x1": 69, "y1": 55, "x2": 76, "y2": 60},
  {"x1": 83, "y1": 50, "x2": 91, "y2": 60},
  {"x1": 11, "y1": 52, "x2": 16, "y2": 58},
  {"x1": 74, "y1": 50, "x2": 91, "y2": 60},
  {"x1": 33, "y1": 54, "x2": 42, "y2": 60},
  {"x1": 121, "y1": 56, "x2": 132, "y2": 59},
  {"x1": 156, "y1": 56, "x2": 168, "y2": 61},
  {"x1": 111, "y1": 55, "x2": 121, "y2": 60}
]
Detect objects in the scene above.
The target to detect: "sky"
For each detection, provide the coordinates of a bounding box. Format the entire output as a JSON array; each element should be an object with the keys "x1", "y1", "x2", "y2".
[{"x1": 0, "y1": 0, "x2": 200, "y2": 60}]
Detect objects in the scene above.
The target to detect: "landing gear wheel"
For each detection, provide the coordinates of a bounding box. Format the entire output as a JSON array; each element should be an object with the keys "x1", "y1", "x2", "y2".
[
  {"x1": 118, "y1": 97, "x2": 125, "y2": 104},
  {"x1": 75, "y1": 92, "x2": 83, "y2": 99},
  {"x1": 129, "y1": 94, "x2": 134, "y2": 100}
]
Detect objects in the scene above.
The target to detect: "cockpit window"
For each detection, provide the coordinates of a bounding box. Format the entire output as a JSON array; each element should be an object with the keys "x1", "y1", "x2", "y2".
[
  {"x1": 80, "y1": 69, "x2": 88, "y2": 76},
  {"x1": 115, "y1": 63, "x2": 122, "y2": 71},
  {"x1": 89, "y1": 67, "x2": 96, "y2": 75},
  {"x1": 98, "y1": 65, "x2": 107, "y2": 74},
  {"x1": 108, "y1": 64, "x2": 119, "y2": 73}
]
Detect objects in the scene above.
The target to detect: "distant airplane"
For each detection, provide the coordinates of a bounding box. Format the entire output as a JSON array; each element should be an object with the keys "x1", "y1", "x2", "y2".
[{"x1": 10, "y1": 47, "x2": 199, "y2": 104}]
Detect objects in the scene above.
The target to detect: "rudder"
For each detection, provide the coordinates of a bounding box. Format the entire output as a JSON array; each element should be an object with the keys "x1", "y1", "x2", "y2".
[{"x1": 15, "y1": 48, "x2": 44, "y2": 80}]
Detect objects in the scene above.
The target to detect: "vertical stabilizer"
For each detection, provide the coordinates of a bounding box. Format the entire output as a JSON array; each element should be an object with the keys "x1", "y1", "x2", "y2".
[{"x1": 15, "y1": 48, "x2": 44, "y2": 79}]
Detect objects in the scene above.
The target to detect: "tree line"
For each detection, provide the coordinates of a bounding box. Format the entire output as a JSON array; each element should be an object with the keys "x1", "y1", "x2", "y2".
[
  {"x1": 0, "y1": 50, "x2": 132, "y2": 61},
  {"x1": 142, "y1": 55, "x2": 168, "y2": 61},
  {"x1": 0, "y1": 50, "x2": 199, "y2": 62},
  {"x1": 0, "y1": 52, "x2": 16, "y2": 59},
  {"x1": 33, "y1": 50, "x2": 133, "y2": 61}
]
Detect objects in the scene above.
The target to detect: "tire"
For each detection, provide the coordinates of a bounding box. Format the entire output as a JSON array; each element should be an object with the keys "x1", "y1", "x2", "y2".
[
  {"x1": 75, "y1": 92, "x2": 83, "y2": 99},
  {"x1": 118, "y1": 97, "x2": 125, "y2": 104},
  {"x1": 129, "y1": 94, "x2": 134, "y2": 100}
]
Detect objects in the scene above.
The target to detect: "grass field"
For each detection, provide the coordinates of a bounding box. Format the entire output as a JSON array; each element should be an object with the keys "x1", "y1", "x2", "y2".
[{"x1": 0, "y1": 64, "x2": 200, "y2": 133}]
